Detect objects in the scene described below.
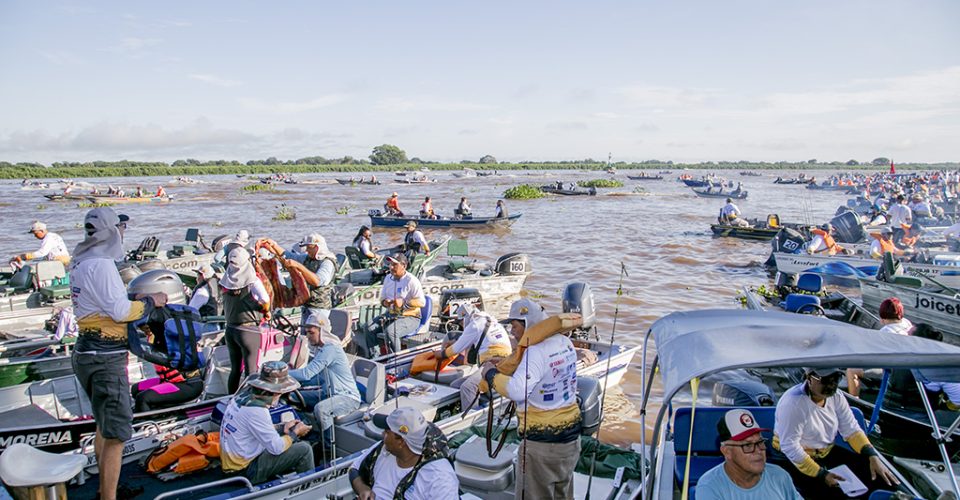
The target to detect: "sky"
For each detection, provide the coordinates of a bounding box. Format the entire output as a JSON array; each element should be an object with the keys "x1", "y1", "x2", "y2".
[{"x1": 0, "y1": 1, "x2": 958, "y2": 164}]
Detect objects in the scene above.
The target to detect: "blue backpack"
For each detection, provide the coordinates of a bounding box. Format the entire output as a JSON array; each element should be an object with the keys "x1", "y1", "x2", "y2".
[{"x1": 163, "y1": 304, "x2": 207, "y2": 371}]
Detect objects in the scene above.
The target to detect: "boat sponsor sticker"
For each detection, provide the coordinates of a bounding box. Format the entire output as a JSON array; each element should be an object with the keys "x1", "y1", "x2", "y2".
[
  {"x1": 913, "y1": 294, "x2": 960, "y2": 316},
  {"x1": 0, "y1": 430, "x2": 72, "y2": 449}
]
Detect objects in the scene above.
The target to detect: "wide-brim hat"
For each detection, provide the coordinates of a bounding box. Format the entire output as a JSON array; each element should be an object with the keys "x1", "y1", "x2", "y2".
[{"x1": 246, "y1": 361, "x2": 300, "y2": 394}]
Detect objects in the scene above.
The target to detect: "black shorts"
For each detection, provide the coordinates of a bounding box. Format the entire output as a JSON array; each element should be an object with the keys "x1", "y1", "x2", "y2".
[{"x1": 72, "y1": 352, "x2": 133, "y2": 441}]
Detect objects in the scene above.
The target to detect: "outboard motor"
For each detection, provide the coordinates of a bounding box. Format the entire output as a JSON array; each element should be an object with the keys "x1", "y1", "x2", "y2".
[
  {"x1": 562, "y1": 282, "x2": 596, "y2": 330},
  {"x1": 712, "y1": 380, "x2": 775, "y2": 407},
  {"x1": 137, "y1": 259, "x2": 167, "y2": 273},
  {"x1": 127, "y1": 269, "x2": 187, "y2": 305},
  {"x1": 577, "y1": 376, "x2": 602, "y2": 435},
  {"x1": 829, "y1": 210, "x2": 866, "y2": 244},
  {"x1": 117, "y1": 262, "x2": 143, "y2": 284},
  {"x1": 771, "y1": 227, "x2": 805, "y2": 254},
  {"x1": 438, "y1": 288, "x2": 484, "y2": 331},
  {"x1": 494, "y1": 253, "x2": 531, "y2": 276}
]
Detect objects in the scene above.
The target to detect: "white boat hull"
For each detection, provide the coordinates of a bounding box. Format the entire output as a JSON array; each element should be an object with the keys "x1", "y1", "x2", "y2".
[
  {"x1": 859, "y1": 279, "x2": 960, "y2": 345},
  {"x1": 773, "y1": 251, "x2": 960, "y2": 288}
]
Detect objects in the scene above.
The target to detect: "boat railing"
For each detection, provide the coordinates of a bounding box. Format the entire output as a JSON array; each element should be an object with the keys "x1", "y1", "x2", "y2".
[{"x1": 154, "y1": 476, "x2": 254, "y2": 500}]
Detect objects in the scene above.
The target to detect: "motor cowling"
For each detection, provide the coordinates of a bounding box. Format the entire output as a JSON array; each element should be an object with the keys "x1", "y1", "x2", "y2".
[
  {"x1": 494, "y1": 253, "x2": 531, "y2": 276},
  {"x1": 128, "y1": 269, "x2": 187, "y2": 305},
  {"x1": 562, "y1": 282, "x2": 596, "y2": 330},
  {"x1": 438, "y1": 288, "x2": 484, "y2": 329},
  {"x1": 771, "y1": 227, "x2": 805, "y2": 254},
  {"x1": 829, "y1": 210, "x2": 866, "y2": 244},
  {"x1": 137, "y1": 259, "x2": 167, "y2": 273},
  {"x1": 712, "y1": 380, "x2": 775, "y2": 407},
  {"x1": 577, "y1": 376, "x2": 602, "y2": 435},
  {"x1": 117, "y1": 262, "x2": 143, "y2": 284}
]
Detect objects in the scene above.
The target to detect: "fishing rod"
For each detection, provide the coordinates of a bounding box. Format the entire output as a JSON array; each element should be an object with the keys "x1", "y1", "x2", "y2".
[{"x1": 584, "y1": 261, "x2": 628, "y2": 500}]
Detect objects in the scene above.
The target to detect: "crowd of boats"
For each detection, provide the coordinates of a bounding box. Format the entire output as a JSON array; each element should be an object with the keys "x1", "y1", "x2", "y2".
[{"x1": 1, "y1": 169, "x2": 959, "y2": 499}]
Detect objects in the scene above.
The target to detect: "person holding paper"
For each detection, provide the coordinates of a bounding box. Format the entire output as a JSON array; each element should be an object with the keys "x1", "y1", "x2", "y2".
[
  {"x1": 697, "y1": 409, "x2": 801, "y2": 499},
  {"x1": 773, "y1": 368, "x2": 900, "y2": 498}
]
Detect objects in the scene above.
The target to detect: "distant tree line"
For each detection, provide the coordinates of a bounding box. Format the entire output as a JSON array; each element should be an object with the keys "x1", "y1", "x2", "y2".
[{"x1": 0, "y1": 143, "x2": 955, "y2": 179}]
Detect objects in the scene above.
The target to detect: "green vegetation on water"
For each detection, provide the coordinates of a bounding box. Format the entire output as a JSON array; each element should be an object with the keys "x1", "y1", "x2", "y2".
[
  {"x1": 503, "y1": 184, "x2": 545, "y2": 200},
  {"x1": 577, "y1": 179, "x2": 623, "y2": 188},
  {"x1": 273, "y1": 204, "x2": 296, "y2": 221},
  {"x1": 241, "y1": 183, "x2": 274, "y2": 193}
]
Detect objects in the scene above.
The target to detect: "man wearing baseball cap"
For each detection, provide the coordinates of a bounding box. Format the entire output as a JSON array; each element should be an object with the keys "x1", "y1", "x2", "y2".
[
  {"x1": 435, "y1": 302, "x2": 512, "y2": 410},
  {"x1": 10, "y1": 220, "x2": 71, "y2": 266},
  {"x1": 362, "y1": 252, "x2": 425, "y2": 355},
  {"x1": 401, "y1": 221, "x2": 430, "y2": 259},
  {"x1": 696, "y1": 409, "x2": 800, "y2": 499},
  {"x1": 70, "y1": 207, "x2": 166, "y2": 500},
  {"x1": 774, "y1": 368, "x2": 898, "y2": 498},
  {"x1": 265, "y1": 232, "x2": 337, "y2": 321},
  {"x1": 350, "y1": 406, "x2": 458, "y2": 499},
  {"x1": 287, "y1": 314, "x2": 360, "y2": 453},
  {"x1": 220, "y1": 361, "x2": 314, "y2": 484},
  {"x1": 481, "y1": 297, "x2": 581, "y2": 498}
]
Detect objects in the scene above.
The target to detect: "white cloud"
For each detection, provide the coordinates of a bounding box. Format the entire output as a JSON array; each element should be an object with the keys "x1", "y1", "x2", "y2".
[
  {"x1": 592, "y1": 112, "x2": 620, "y2": 119},
  {"x1": 37, "y1": 50, "x2": 84, "y2": 66},
  {"x1": 238, "y1": 95, "x2": 347, "y2": 114},
  {"x1": 618, "y1": 85, "x2": 719, "y2": 109},
  {"x1": 374, "y1": 97, "x2": 492, "y2": 113},
  {"x1": 188, "y1": 73, "x2": 242, "y2": 87}
]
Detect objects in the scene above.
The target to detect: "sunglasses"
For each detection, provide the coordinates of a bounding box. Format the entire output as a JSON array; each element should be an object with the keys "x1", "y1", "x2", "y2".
[
  {"x1": 809, "y1": 373, "x2": 842, "y2": 384},
  {"x1": 723, "y1": 438, "x2": 767, "y2": 454}
]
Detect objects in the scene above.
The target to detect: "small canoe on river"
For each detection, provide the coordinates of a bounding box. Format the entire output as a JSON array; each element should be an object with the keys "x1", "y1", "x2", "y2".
[
  {"x1": 368, "y1": 211, "x2": 521, "y2": 228},
  {"x1": 335, "y1": 178, "x2": 382, "y2": 185},
  {"x1": 692, "y1": 188, "x2": 748, "y2": 199},
  {"x1": 540, "y1": 185, "x2": 596, "y2": 196},
  {"x1": 627, "y1": 174, "x2": 664, "y2": 181}
]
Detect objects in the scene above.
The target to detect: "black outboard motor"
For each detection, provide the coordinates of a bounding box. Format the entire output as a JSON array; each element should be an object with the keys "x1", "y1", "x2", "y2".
[
  {"x1": 438, "y1": 288, "x2": 484, "y2": 331},
  {"x1": 494, "y1": 253, "x2": 531, "y2": 276},
  {"x1": 577, "y1": 376, "x2": 602, "y2": 435},
  {"x1": 771, "y1": 227, "x2": 806, "y2": 254},
  {"x1": 829, "y1": 209, "x2": 866, "y2": 244},
  {"x1": 562, "y1": 282, "x2": 596, "y2": 330},
  {"x1": 712, "y1": 380, "x2": 775, "y2": 407}
]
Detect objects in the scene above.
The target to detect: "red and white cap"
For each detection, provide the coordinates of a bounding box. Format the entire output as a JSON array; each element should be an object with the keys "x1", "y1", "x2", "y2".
[{"x1": 719, "y1": 409, "x2": 769, "y2": 442}]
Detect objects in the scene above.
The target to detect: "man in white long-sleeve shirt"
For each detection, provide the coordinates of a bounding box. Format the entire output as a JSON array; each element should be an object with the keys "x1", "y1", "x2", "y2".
[
  {"x1": 773, "y1": 368, "x2": 898, "y2": 498},
  {"x1": 220, "y1": 361, "x2": 314, "y2": 484},
  {"x1": 435, "y1": 302, "x2": 512, "y2": 410},
  {"x1": 11, "y1": 220, "x2": 71, "y2": 266},
  {"x1": 69, "y1": 208, "x2": 167, "y2": 500}
]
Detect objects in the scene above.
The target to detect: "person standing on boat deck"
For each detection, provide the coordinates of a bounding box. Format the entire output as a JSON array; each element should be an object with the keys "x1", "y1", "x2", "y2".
[
  {"x1": 888, "y1": 195, "x2": 912, "y2": 243},
  {"x1": 287, "y1": 314, "x2": 361, "y2": 448},
  {"x1": 435, "y1": 302, "x2": 512, "y2": 410},
  {"x1": 217, "y1": 229, "x2": 252, "y2": 265},
  {"x1": 267, "y1": 233, "x2": 337, "y2": 321},
  {"x1": 720, "y1": 198, "x2": 750, "y2": 227},
  {"x1": 69, "y1": 207, "x2": 167, "y2": 500},
  {"x1": 773, "y1": 368, "x2": 899, "y2": 499},
  {"x1": 456, "y1": 197, "x2": 471, "y2": 218},
  {"x1": 402, "y1": 221, "x2": 430, "y2": 259},
  {"x1": 350, "y1": 406, "x2": 459, "y2": 500},
  {"x1": 696, "y1": 409, "x2": 801, "y2": 500},
  {"x1": 807, "y1": 223, "x2": 844, "y2": 256},
  {"x1": 220, "y1": 361, "x2": 314, "y2": 484},
  {"x1": 156, "y1": 184, "x2": 167, "y2": 198},
  {"x1": 385, "y1": 192, "x2": 403, "y2": 217},
  {"x1": 353, "y1": 225, "x2": 382, "y2": 266},
  {"x1": 419, "y1": 196, "x2": 437, "y2": 219},
  {"x1": 221, "y1": 246, "x2": 271, "y2": 394},
  {"x1": 481, "y1": 297, "x2": 581, "y2": 499},
  {"x1": 188, "y1": 263, "x2": 223, "y2": 317},
  {"x1": 11, "y1": 220, "x2": 71, "y2": 266},
  {"x1": 495, "y1": 199, "x2": 508, "y2": 218},
  {"x1": 847, "y1": 297, "x2": 914, "y2": 397},
  {"x1": 363, "y1": 253, "x2": 425, "y2": 355}
]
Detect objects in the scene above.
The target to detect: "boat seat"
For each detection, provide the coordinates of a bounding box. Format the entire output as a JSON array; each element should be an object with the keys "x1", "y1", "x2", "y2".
[
  {"x1": 40, "y1": 284, "x2": 71, "y2": 300},
  {"x1": 3, "y1": 265, "x2": 34, "y2": 293},
  {"x1": 783, "y1": 294, "x2": 821, "y2": 313},
  {"x1": 416, "y1": 364, "x2": 478, "y2": 385},
  {"x1": 344, "y1": 246, "x2": 375, "y2": 270},
  {"x1": 891, "y1": 276, "x2": 922, "y2": 288},
  {"x1": 455, "y1": 436, "x2": 517, "y2": 490},
  {"x1": 363, "y1": 398, "x2": 436, "y2": 439},
  {"x1": 0, "y1": 443, "x2": 86, "y2": 487},
  {"x1": 333, "y1": 358, "x2": 386, "y2": 425},
  {"x1": 795, "y1": 273, "x2": 823, "y2": 293},
  {"x1": 329, "y1": 309, "x2": 351, "y2": 344}
]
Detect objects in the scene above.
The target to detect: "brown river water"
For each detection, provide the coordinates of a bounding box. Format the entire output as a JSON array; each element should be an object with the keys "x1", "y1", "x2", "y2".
[{"x1": 0, "y1": 169, "x2": 855, "y2": 445}]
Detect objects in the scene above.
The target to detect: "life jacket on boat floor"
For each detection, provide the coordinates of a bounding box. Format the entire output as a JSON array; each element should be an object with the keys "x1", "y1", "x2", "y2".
[{"x1": 146, "y1": 431, "x2": 220, "y2": 475}]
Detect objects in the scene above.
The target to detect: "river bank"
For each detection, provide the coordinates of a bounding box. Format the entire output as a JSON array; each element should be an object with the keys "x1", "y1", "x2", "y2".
[{"x1": 3, "y1": 161, "x2": 956, "y2": 179}]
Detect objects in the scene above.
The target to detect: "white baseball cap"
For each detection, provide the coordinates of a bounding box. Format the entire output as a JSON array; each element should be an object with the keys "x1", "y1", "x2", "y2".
[
  {"x1": 28, "y1": 221, "x2": 47, "y2": 233},
  {"x1": 718, "y1": 409, "x2": 769, "y2": 442}
]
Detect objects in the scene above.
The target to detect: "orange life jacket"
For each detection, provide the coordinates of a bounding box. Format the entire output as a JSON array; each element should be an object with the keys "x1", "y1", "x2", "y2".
[
  {"x1": 147, "y1": 431, "x2": 220, "y2": 475},
  {"x1": 386, "y1": 198, "x2": 400, "y2": 210},
  {"x1": 810, "y1": 229, "x2": 841, "y2": 255}
]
